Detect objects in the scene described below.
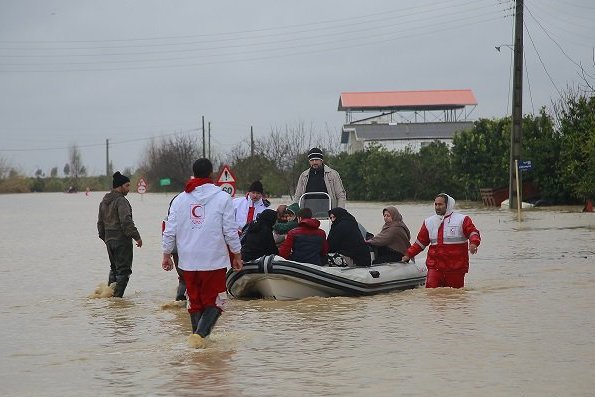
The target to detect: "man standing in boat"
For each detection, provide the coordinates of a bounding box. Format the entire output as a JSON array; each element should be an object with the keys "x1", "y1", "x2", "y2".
[
  {"x1": 161, "y1": 158, "x2": 242, "y2": 347},
  {"x1": 294, "y1": 147, "x2": 346, "y2": 209},
  {"x1": 401, "y1": 193, "x2": 481, "y2": 288},
  {"x1": 97, "y1": 171, "x2": 143, "y2": 298}
]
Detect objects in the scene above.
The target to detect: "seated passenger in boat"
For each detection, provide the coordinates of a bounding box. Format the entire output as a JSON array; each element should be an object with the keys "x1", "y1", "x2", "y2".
[
  {"x1": 327, "y1": 208, "x2": 371, "y2": 267},
  {"x1": 365, "y1": 206, "x2": 411, "y2": 264},
  {"x1": 279, "y1": 207, "x2": 328, "y2": 266},
  {"x1": 240, "y1": 209, "x2": 279, "y2": 262},
  {"x1": 273, "y1": 202, "x2": 299, "y2": 245}
]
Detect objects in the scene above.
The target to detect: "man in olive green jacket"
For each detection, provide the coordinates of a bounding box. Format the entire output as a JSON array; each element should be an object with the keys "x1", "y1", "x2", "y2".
[{"x1": 97, "y1": 172, "x2": 142, "y2": 298}]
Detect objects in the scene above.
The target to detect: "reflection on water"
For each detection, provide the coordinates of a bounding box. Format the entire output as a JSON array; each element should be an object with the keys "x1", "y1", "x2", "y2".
[{"x1": 0, "y1": 193, "x2": 593, "y2": 396}]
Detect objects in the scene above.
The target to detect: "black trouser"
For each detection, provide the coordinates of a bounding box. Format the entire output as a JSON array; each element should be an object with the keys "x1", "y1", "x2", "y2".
[
  {"x1": 372, "y1": 246, "x2": 403, "y2": 264},
  {"x1": 106, "y1": 239, "x2": 133, "y2": 297}
]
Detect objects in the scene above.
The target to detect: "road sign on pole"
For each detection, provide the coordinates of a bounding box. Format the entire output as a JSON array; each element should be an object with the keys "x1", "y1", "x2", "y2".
[
  {"x1": 137, "y1": 177, "x2": 148, "y2": 194},
  {"x1": 219, "y1": 182, "x2": 235, "y2": 196},
  {"x1": 215, "y1": 165, "x2": 236, "y2": 197},
  {"x1": 518, "y1": 160, "x2": 533, "y2": 171}
]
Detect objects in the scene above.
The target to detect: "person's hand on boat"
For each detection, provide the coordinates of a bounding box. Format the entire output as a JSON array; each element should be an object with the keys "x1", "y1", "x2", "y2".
[
  {"x1": 401, "y1": 255, "x2": 410, "y2": 263},
  {"x1": 162, "y1": 253, "x2": 174, "y2": 271},
  {"x1": 469, "y1": 243, "x2": 478, "y2": 255},
  {"x1": 231, "y1": 252, "x2": 243, "y2": 271}
]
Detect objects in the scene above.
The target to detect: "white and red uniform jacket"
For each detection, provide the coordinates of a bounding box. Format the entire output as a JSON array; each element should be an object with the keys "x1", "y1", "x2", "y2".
[
  {"x1": 233, "y1": 195, "x2": 267, "y2": 231},
  {"x1": 406, "y1": 197, "x2": 480, "y2": 273}
]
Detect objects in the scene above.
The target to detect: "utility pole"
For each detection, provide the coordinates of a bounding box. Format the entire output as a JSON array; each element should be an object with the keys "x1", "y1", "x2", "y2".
[
  {"x1": 201, "y1": 116, "x2": 206, "y2": 157},
  {"x1": 105, "y1": 138, "x2": 109, "y2": 177},
  {"x1": 509, "y1": 0, "x2": 524, "y2": 210},
  {"x1": 208, "y1": 121, "x2": 211, "y2": 158},
  {"x1": 250, "y1": 126, "x2": 254, "y2": 157}
]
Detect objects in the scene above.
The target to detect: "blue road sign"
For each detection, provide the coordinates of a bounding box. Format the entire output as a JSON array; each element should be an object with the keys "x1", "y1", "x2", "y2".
[{"x1": 518, "y1": 160, "x2": 533, "y2": 171}]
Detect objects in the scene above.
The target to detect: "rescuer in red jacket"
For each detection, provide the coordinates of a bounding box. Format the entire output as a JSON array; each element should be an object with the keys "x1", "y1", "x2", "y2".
[{"x1": 402, "y1": 193, "x2": 481, "y2": 288}]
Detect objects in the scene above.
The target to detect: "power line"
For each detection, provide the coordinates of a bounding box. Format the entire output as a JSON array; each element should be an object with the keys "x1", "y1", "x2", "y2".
[
  {"x1": 0, "y1": 1, "x2": 502, "y2": 72},
  {"x1": 0, "y1": 0, "x2": 498, "y2": 47},
  {"x1": 0, "y1": 128, "x2": 199, "y2": 152},
  {"x1": 1, "y1": 4, "x2": 501, "y2": 61},
  {"x1": 523, "y1": 20, "x2": 561, "y2": 97},
  {"x1": 0, "y1": 13, "x2": 506, "y2": 72},
  {"x1": 525, "y1": 4, "x2": 595, "y2": 80},
  {"x1": 524, "y1": 51, "x2": 535, "y2": 114}
]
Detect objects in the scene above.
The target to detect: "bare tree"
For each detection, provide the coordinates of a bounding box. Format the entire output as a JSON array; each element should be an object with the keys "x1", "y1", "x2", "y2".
[
  {"x1": 0, "y1": 156, "x2": 11, "y2": 179},
  {"x1": 68, "y1": 144, "x2": 85, "y2": 182},
  {"x1": 138, "y1": 133, "x2": 203, "y2": 190}
]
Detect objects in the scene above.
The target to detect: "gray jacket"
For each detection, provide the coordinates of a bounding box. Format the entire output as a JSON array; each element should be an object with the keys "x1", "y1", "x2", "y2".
[{"x1": 294, "y1": 164, "x2": 346, "y2": 208}]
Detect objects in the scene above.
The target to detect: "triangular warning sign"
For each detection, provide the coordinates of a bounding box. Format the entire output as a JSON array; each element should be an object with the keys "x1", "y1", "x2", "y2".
[{"x1": 217, "y1": 165, "x2": 235, "y2": 183}]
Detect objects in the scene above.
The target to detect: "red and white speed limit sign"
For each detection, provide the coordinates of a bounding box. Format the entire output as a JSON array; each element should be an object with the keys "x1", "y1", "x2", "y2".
[{"x1": 219, "y1": 182, "x2": 235, "y2": 196}]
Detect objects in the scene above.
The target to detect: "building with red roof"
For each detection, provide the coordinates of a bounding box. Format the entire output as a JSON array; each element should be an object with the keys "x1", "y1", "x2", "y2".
[{"x1": 338, "y1": 89, "x2": 477, "y2": 153}]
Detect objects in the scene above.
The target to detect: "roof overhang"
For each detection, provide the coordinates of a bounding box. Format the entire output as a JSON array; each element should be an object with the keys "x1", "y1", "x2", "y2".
[{"x1": 338, "y1": 89, "x2": 477, "y2": 112}]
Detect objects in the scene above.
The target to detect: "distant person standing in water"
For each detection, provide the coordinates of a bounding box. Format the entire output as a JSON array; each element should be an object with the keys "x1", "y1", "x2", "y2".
[
  {"x1": 401, "y1": 193, "x2": 481, "y2": 288},
  {"x1": 97, "y1": 171, "x2": 142, "y2": 298}
]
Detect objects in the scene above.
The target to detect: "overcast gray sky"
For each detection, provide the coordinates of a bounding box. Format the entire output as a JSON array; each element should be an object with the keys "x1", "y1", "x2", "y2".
[{"x1": 1, "y1": 0, "x2": 593, "y2": 176}]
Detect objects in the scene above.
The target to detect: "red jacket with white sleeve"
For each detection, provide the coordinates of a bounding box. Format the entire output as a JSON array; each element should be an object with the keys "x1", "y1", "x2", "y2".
[{"x1": 406, "y1": 196, "x2": 480, "y2": 272}]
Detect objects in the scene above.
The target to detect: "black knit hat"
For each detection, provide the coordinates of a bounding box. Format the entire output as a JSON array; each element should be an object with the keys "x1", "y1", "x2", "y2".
[
  {"x1": 308, "y1": 147, "x2": 324, "y2": 161},
  {"x1": 112, "y1": 171, "x2": 130, "y2": 188},
  {"x1": 248, "y1": 180, "x2": 264, "y2": 194}
]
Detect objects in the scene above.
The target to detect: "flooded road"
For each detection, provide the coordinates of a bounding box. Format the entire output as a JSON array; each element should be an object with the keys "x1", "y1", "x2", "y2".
[{"x1": 1, "y1": 192, "x2": 593, "y2": 396}]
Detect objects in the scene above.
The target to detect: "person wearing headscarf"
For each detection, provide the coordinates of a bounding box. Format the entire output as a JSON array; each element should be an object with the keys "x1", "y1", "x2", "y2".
[
  {"x1": 97, "y1": 171, "x2": 142, "y2": 298},
  {"x1": 365, "y1": 206, "x2": 410, "y2": 264},
  {"x1": 241, "y1": 209, "x2": 279, "y2": 261},
  {"x1": 327, "y1": 207, "x2": 371, "y2": 267},
  {"x1": 402, "y1": 193, "x2": 481, "y2": 288}
]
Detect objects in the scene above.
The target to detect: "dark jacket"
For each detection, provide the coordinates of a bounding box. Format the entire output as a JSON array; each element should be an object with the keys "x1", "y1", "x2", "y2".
[
  {"x1": 97, "y1": 190, "x2": 141, "y2": 242},
  {"x1": 279, "y1": 217, "x2": 328, "y2": 265},
  {"x1": 327, "y1": 208, "x2": 371, "y2": 267},
  {"x1": 241, "y1": 209, "x2": 279, "y2": 261}
]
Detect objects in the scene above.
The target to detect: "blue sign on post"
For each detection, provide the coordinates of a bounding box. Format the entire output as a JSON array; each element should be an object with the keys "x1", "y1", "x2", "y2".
[{"x1": 518, "y1": 160, "x2": 533, "y2": 171}]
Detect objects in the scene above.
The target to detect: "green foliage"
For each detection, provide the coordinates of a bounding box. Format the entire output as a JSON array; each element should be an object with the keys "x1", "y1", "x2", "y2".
[
  {"x1": 231, "y1": 155, "x2": 276, "y2": 193},
  {"x1": 44, "y1": 178, "x2": 66, "y2": 192},
  {"x1": 451, "y1": 118, "x2": 509, "y2": 200},
  {"x1": 0, "y1": 177, "x2": 30, "y2": 193},
  {"x1": 520, "y1": 109, "x2": 570, "y2": 202},
  {"x1": 30, "y1": 177, "x2": 45, "y2": 192},
  {"x1": 414, "y1": 142, "x2": 457, "y2": 200},
  {"x1": 139, "y1": 135, "x2": 202, "y2": 192},
  {"x1": 558, "y1": 95, "x2": 595, "y2": 200}
]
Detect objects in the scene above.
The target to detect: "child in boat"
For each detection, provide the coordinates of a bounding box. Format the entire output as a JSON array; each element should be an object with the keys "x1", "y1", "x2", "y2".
[
  {"x1": 273, "y1": 203, "x2": 299, "y2": 245},
  {"x1": 279, "y1": 207, "x2": 328, "y2": 266}
]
